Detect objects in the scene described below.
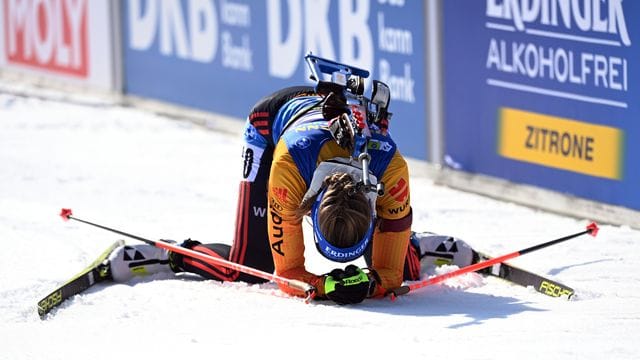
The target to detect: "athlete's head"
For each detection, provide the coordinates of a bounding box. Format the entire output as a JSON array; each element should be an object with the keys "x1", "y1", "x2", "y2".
[{"x1": 298, "y1": 173, "x2": 374, "y2": 262}]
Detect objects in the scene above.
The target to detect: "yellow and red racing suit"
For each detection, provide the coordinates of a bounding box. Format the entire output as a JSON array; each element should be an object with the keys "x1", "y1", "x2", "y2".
[
  {"x1": 172, "y1": 86, "x2": 416, "y2": 298},
  {"x1": 266, "y1": 95, "x2": 412, "y2": 299}
]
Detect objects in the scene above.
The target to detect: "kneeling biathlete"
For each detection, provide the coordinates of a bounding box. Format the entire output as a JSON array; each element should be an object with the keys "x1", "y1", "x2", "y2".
[{"x1": 105, "y1": 54, "x2": 475, "y2": 305}]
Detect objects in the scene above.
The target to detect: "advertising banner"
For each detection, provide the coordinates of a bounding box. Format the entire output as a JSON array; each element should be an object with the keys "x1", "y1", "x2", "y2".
[
  {"x1": 121, "y1": 0, "x2": 427, "y2": 159},
  {"x1": 443, "y1": 0, "x2": 639, "y2": 211},
  {"x1": 0, "y1": 0, "x2": 116, "y2": 90}
]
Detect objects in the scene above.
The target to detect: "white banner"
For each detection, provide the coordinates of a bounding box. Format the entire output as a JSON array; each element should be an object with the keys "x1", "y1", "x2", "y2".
[{"x1": 0, "y1": 0, "x2": 116, "y2": 90}]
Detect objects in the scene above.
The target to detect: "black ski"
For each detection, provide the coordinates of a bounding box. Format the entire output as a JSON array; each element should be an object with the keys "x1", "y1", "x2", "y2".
[
  {"x1": 37, "y1": 240, "x2": 123, "y2": 318},
  {"x1": 475, "y1": 252, "x2": 575, "y2": 299}
]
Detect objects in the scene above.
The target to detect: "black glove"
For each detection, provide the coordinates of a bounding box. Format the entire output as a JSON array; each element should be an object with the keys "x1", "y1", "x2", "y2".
[{"x1": 323, "y1": 265, "x2": 374, "y2": 305}]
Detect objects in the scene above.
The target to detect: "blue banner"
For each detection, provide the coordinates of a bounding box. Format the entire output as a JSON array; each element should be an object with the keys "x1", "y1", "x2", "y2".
[
  {"x1": 121, "y1": 0, "x2": 427, "y2": 159},
  {"x1": 443, "y1": 0, "x2": 639, "y2": 210}
]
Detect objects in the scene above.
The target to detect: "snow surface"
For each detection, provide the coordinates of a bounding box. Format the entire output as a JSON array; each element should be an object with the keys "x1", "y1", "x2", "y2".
[{"x1": 1, "y1": 86, "x2": 639, "y2": 360}]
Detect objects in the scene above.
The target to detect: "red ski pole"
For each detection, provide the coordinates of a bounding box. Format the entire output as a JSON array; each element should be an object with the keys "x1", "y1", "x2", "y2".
[
  {"x1": 390, "y1": 223, "x2": 599, "y2": 298},
  {"x1": 59, "y1": 208, "x2": 316, "y2": 300}
]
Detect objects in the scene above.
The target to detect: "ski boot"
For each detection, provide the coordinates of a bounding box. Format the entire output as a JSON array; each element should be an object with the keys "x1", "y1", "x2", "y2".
[
  {"x1": 107, "y1": 242, "x2": 178, "y2": 282},
  {"x1": 410, "y1": 232, "x2": 477, "y2": 270}
]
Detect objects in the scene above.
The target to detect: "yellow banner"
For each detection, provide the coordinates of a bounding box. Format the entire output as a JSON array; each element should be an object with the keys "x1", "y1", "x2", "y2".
[{"x1": 498, "y1": 108, "x2": 624, "y2": 180}]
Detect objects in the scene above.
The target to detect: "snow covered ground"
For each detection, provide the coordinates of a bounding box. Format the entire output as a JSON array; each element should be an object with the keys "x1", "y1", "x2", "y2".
[{"x1": 1, "y1": 85, "x2": 639, "y2": 360}]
